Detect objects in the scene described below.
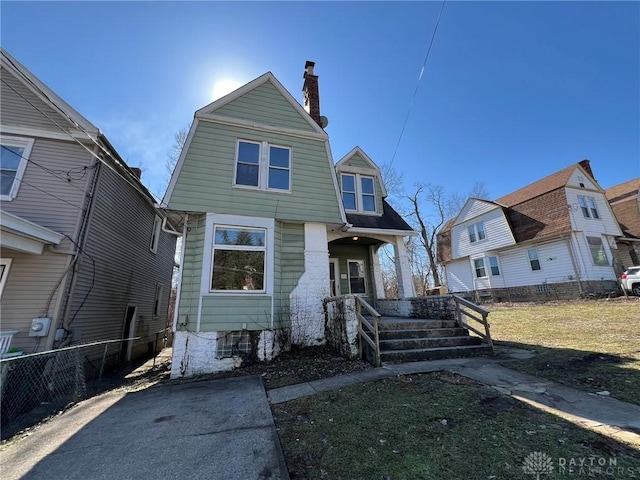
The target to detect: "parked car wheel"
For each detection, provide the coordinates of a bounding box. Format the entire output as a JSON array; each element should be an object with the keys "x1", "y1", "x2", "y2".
[{"x1": 633, "y1": 284, "x2": 640, "y2": 296}]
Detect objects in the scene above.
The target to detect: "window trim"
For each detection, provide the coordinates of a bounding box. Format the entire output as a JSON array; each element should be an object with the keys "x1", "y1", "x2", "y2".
[
  {"x1": 586, "y1": 236, "x2": 608, "y2": 266},
  {"x1": 468, "y1": 221, "x2": 486, "y2": 244},
  {"x1": 0, "y1": 258, "x2": 12, "y2": 298},
  {"x1": 527, "y1": 248, "x2": 541, "y2": 271},
  {"x1": 150, "y1": 215, "x2": 161, "y2": 253},
  {"x1": 347, "y1": 259, "x2": 367, "y2": 295},
  {"x1": 153, "y1": 283, "x2": 164, "y2": 317},
  {"x1": 210, "y1": 225, "x2": 267, "y2": 293},
  {"x1": 1, "y1": 135, "x2": 34, "y2": 201},
  {"x1": 340, "y1": 173, "x2": 378, "y2": 214},
  {"x1": 233, "y1": 139, "x2": 292, "y2": 193},
  {"x1": 201, "y1": 214, "x2": 274, "y2": 296},
  {"x1": 488, "y1": 256, "x2": 500, "y2": 276},
  {"x1": 474, "y1": 258, "x2": 487, "y2": 278},
  {"x1": 578, "y1": 195, "x2": 600, "y2": 220}
]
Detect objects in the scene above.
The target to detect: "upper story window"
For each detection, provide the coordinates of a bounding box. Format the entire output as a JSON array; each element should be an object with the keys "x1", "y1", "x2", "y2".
[
  {"x1": 234, "y1": 140, "x2": 291, "y2": 192},
  {"x1": 341, "y1": 174, "x2": 376, "y2": 213},
  {"x1": 150, "y1": 215, "x2": 162, "y2": 253},
  {"x1": 0, "y1": 258, "x2": 12, "y2": 298},
  {"x1": 528, "y1": 248, "x2": 541, "y2": 271},
  {"x1": 587, "y1": 236, "x2": 608, "y2": 266},
  {"x1": 578, "y1": 196, "x2": 600, "y2": 219},
  {"x1": 468, "y1": 222, "x2": 486, "y2": 243},
  {"x1": 211, "y1": 226, "x2": 266, "y2": 292},
  {"x1": 1, "y1": 135, "x2": 34, "y2": 201}
]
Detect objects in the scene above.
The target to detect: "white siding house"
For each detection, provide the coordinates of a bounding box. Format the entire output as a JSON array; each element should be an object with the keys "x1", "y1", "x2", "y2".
[{"x1": 437, "y1": 160, "x2": 623, "y2": 301}]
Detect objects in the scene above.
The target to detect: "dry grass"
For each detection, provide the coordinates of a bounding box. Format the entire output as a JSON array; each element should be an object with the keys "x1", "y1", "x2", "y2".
[{"x1": 488, "y1": 298, "x2": 640, "y2": 404}]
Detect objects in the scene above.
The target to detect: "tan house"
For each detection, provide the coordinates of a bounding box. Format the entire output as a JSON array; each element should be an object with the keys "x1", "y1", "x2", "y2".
[
  {"x1": 605, "y1": 178, "x2": 640, "y2": 273},
  {"x1": 0, "y1": 48, "x2": 178, "y2": 362}
]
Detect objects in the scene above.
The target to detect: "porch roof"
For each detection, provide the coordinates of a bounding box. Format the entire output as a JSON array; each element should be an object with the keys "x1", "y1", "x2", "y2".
[
  {"x1": 346, "y1": 199, "x2": 413, "y2": 233},
  {"x1": 0, "y1": 209, "x2": 64, "y2": 254}
]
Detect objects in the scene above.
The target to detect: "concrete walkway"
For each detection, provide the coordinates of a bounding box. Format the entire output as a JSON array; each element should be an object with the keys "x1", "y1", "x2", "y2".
[{"x1": 269, "y1": 355, "x2": 640, "y2": 448}]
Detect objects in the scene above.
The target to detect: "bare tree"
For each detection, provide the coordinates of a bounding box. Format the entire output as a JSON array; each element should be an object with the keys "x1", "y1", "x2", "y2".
[{"x1": 166, "y1": 126, "x2": 189, "y2": 180}]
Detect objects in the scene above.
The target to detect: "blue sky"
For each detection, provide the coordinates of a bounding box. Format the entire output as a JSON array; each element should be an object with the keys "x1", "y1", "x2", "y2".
[{"x1": 2, "y1": 1, "x2": 638, "y2": 201}]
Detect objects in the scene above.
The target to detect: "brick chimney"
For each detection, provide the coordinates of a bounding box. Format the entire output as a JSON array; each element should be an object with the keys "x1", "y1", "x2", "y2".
[
  {"x1": 131, "y1": 167, "x2": 142, "y2": 180},
  {"x1": 578, "y1": 159, "x2": 595, "y2": 181},
  {"x1": 302, "y1": 61, "x2": 322, "y2": 127}
]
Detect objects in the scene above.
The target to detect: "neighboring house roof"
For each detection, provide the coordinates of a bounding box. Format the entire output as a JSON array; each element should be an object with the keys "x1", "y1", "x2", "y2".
[
  {"x1": 606, "y1": 177, "x2": 640, "y2": 240},
  {"x1": 347, "y1": 199, "x2": 413, "y2": 232},
  {"x1": 437, "y1": 160, "x2": 597, "y2": 263}
]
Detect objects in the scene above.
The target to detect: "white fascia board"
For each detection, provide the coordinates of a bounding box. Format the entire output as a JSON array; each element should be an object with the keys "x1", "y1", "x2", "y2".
[
  {"x1": 0, "y1": 210, "x2": 64, "y2": 254},
  {"x1": 162, "y1": 119, "x2": 199, "y2": 206},
  {"x1": 196, "y1": 72, "x2": 327, "y2": 137},
  {"x1": 325, "y1": 142, "x2": 348, "y2": 225},
  {"x1": 197, "y1": 113, "x2": 328, "y2": 141},
  {"x1": 347, "y1": 227, "x2": 418, "y2": 237},
  {"x1": 0, "y1": 125, "x2": 96, "y2": 143}
]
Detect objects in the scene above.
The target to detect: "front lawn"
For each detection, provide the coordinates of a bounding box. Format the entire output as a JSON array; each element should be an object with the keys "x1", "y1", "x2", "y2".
[
  {"x1": 273, "y1": 372, "x2": 640, "y2": 480},
  {"x1": 487, "y1": 299, "x2": 640, "y2": 404}
]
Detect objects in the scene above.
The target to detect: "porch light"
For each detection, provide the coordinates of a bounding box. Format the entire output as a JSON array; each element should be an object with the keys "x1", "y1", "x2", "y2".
[{"x1": 352, "y1": 236, "x2": 358, "y2": 241}]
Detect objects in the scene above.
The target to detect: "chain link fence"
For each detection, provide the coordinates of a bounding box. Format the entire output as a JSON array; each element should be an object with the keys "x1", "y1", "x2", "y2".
[{"x1": 0, "y1": 329, "x2": 167, "y2": 440}]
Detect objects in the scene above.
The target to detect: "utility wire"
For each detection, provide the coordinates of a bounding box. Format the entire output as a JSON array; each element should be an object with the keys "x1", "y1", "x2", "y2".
[
  {"x1": 1, "y1": 76, "x2": 162, "y2": 205},
  {"x1": 1, "y1": 169, "x2": 84, "y2": 211},
  {"x1": 389, "y1": 0, "x2": 446, "y2": 167}
]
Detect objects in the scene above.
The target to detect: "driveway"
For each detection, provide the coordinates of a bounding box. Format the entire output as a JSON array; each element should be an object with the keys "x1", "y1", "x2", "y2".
[{"x1": 0, "y1": 375, "x2": 289, "y2": 480}]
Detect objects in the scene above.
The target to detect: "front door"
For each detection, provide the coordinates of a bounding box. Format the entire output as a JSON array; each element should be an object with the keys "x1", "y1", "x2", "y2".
[{"x1": 329, "y1": 259, "x2": 340, "y2": 297}]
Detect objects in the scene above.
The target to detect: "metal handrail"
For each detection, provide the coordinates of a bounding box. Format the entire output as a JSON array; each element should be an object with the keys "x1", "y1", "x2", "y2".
[
  {"x1": 452, "y1": 295, "x2": 493, "y2": 349},
  {"x1": 355, "y1": 296, "x2": 381, "y2": 367}
]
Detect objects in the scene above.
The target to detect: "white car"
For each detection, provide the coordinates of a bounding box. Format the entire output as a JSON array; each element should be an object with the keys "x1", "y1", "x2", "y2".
[{"x1": 621, "y1": 266, "x2": 640, "y2": 296}]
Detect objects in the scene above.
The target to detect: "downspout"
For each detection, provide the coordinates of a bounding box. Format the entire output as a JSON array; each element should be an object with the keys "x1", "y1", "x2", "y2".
[{"x1": 57, "y1": 157, "x2": 102, "y2": 348}]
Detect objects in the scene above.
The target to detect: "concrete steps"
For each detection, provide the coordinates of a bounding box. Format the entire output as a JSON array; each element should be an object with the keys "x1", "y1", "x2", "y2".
[{"x1": 366, "y1": 316, "x2": 493, "y2": 363}]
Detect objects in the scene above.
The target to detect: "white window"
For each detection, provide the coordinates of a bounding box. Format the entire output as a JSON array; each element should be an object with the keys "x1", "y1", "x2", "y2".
[
  {"x1": 234, "y1": 140, "x2": 291, "y2": 192},
  {"x1": 347, "y1": 259, "x2": 366, "y2": 294},
  {"x1": 474, "y1": 258, "x2": 486, "y2": 278},
  {"x1": 488, "y1": 256, "x2": 500, "y2": 276},
  {"x1": 468, "y1": 222, "x2": 486, "y2": 243},
  {"x1": 587, "y1": 236, "x2": 608, "y2": 266},
  {"x1": 1, "y1": 136, "x2": 34, "y2": 201},
  {"x1": 528, "y1": 248, "x2": 541, "y2": 271},
  {"x1": 150, "y1": 215, "x2": 161, "y2": 253},
  {"x1": 578, "y1": 196, "x2": 600, "y2": 219},
  {"x1": 0, "y1": 258, "x2": 11, "y2": 298},
  {"x1": 153, "y1": 283, "x2": 164, "y2": 317},
  {"x1": 211, "y1": 226, "x2": 266, "y2": 292},
  {"x1": 341, "y1": 174, "x2": 377, "y2": 213}
]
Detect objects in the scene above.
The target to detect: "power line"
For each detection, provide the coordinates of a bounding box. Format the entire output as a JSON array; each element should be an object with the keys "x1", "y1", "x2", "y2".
[
  {"x1": 389, "y1": 0, "x2": 446, "y2": 167},
  {"x1": 1, "y1": 169, "x2": 84, "y2": 211},
  {"x1": 1, "y1": 76, "x2": 162, "y2": 205}
]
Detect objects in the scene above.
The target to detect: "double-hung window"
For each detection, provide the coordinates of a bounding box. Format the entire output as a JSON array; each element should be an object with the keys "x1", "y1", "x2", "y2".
[
  {"x1": 150, "y1": 215, "x2": 161, "y2": 253},
  {"x1": 0, "y1": 259, "x2": 11, "y2": 298},
  {"x1": 211, "y1": 226, "x2": 266, "y2": 292},
  {"x1": 153, "y1": 283, "x2": 164, "y2": 317},
  {"x1": 587, "y1": 236, "x2": 608, "y2": 266},
  {"x1": 234, "y1": 140, "x2": 291, "y2": 192},
  {"x1": 528, "y1": 248, "x2": 541, "y2": 271},
  {"x1": 1, "y1": 136, "x2": 34, "y2": 201},
  {"x1": 468, "y1": 222, "x2": 486, "y2": 243},
  {"x1": 341, "y1": 174, "x2": 376, "y2": 213},
  {"x1": 347, "y1": 259, "x2": 366, "y2": 294},
  {"x1": 488, "y1": 256, "x2": 500, "y2": 276},
  {"x1": 578, "y1": 196, "x2": 600, "y2": 219},
  {"x1": 474, "y1": 258, "x2": 486, "y2": 278}
]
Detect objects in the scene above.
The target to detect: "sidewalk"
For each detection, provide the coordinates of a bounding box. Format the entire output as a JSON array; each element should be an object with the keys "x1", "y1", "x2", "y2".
[{"x1": 269, "y1": 354, "x2": 640, "y2": 448}]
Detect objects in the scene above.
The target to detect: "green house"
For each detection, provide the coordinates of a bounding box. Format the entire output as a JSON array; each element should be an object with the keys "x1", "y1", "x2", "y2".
[{"x1": 163, "y1": 62, "x2": 415, "y2": 377}]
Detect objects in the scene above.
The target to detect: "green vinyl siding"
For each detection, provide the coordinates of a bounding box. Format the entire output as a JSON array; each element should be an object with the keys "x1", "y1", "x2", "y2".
[
  {"x1": 177, "y1": 214, "x2": 205, "y2": 327},
  {"x1": 273, "y1": 222, "x2": 305, "y2": 328},
  {"x1": 342, "y1": 153, "x2": 371, "y2": 169},
  {"x1": 200, "y1": 296, "x2": 272, "y2": 331},
  {"x1": 328, "y1": 243, "x2": 373, "y2": 301},
  {"x1": 169, "y1": 122, "x2": 342, "y2": 224},
  {"x1": 215, "y1": 81, "x2": 316, "y2": 132}
]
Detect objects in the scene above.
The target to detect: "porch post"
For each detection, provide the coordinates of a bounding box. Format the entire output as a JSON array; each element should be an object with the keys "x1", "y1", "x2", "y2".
[
  {"x1": 394, "y1": 236, "x2": 415, "y2": 298},
  {"x1": 369, "y1": 245, "x2": 386, "y2": 299}
]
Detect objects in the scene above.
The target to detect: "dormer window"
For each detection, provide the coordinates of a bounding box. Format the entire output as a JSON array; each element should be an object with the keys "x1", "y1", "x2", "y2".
[{"x1": 341, "y1": 173, "x2": 376, "y2": 213}]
